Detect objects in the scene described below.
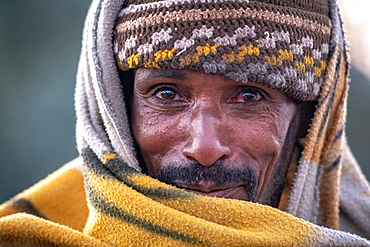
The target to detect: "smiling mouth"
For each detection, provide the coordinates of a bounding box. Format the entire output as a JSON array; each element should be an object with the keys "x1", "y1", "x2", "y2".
[
  {"x1": 184, "y1": 186, "x2": 246, "y2": 198},
  {"x1": 174, "y1": 181, "x2": 247, "y2": 199}
]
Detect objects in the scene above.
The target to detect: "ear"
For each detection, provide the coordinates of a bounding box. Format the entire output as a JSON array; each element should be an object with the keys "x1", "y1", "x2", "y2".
[{"x1": 297, "y1": 101, "x2": 316, "y2": 138}]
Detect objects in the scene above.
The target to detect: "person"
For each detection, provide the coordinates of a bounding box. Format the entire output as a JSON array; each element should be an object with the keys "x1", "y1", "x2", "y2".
[{"x1": 1, "y1": 0, "x2": 370, "y2": 245}]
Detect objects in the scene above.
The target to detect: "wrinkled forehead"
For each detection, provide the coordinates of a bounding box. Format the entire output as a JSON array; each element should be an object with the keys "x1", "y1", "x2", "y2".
[{"x1": 113, "y1": 0, "x2": 332, "y2": 101}]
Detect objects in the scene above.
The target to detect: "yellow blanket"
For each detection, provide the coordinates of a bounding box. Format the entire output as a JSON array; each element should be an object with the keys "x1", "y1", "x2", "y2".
[{"x1": 0, "y1": 149, "x2": 368, "y2": 246}]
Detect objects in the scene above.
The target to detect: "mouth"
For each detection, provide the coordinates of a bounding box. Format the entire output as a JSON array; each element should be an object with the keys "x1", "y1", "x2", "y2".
[{"x1": 174, "y1": 181, "x2": 247, "y2": 200}]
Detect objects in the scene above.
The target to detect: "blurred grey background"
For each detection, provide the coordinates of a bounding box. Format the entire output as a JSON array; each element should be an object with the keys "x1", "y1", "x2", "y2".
[{"x1": 0, "y1": 1, "x2": 369, "y2": 203}]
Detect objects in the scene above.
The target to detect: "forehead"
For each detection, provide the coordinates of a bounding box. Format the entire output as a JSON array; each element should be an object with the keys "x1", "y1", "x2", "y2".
[
  {"x1": 134, "y1": 68, "x2": 287, "y2": 96},
  {"x1": 134, "y1": 68, "x2": 251, "y2": 84},
  {"x1": 134, "y1": 68, "x2": 248, "y2": 92},
  {"x1": 135, "y1": 69, "x2": 187, "y2": 82}
]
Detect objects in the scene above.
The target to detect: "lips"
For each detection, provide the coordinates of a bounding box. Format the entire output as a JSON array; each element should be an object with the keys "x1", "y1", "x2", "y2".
[{"x1": 174, "y1": 181, "x2": 248, "y2": 200}]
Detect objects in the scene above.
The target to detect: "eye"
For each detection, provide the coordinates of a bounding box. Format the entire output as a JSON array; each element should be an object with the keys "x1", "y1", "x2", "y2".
[
  {"x1": 158, "y1": 89, "x2": 175, "y2": 100},
  {"x1": 230, "y1": 88, "x2": 262, "y2": 103},
  {"x1": 241, "y1": 92, "x2": 259, "y2": 101},
  {"x1": 154, "y1": 87, "x2": 181, "y2": 101}
]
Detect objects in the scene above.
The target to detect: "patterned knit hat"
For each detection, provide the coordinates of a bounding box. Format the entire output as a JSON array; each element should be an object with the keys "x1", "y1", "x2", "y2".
[{"x1": 113, "y1": 0, "x2": 332, "y2": 101}]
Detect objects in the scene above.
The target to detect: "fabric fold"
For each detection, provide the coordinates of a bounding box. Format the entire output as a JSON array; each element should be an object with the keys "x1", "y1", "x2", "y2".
[{"x1": 80, "y1": 148, "x2": 370, "y2": 246}]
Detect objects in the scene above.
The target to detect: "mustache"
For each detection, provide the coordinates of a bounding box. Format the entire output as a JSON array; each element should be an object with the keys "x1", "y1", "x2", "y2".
[{"x1": 157, "y1": 160, "x2": 258, "y2": 201}]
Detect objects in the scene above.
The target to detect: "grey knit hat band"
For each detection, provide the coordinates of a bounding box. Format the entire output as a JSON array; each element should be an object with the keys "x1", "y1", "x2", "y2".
[{"x1": 114, "y1": 0, "x2": 332, "y2": 101}]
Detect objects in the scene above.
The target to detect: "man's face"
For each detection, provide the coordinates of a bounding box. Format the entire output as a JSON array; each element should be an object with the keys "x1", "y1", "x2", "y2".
[{"x1": 131, "y1": 68, "x2": 302, "y2": 207}]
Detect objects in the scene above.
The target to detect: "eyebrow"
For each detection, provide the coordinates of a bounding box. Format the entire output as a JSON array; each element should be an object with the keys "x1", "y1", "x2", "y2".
[{"x1": 141, "y1": 69, "x2": 187, "y2": 81}]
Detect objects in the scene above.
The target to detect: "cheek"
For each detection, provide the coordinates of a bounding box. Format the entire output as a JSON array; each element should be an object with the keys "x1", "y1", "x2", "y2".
[
  {"x1": 228, "y1": 104, "x2": 296, "y2": 197},
  {"x1": 131, "y1": 103, "x2": 188, "y2": 175},
  {"x1": 233, "y1": 119, "x2": 280, "y2": 165},
  {"x1": 230, "y1": 105, "x2": 295, "y2": 167}
]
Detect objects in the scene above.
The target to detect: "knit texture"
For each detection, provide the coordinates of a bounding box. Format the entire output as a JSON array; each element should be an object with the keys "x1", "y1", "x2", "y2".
[{"x1": 114, "y1": 0, "x2": 332, "y2": 101}]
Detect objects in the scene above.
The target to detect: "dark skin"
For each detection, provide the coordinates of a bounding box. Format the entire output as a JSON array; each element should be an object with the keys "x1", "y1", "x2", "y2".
[{"x1": 130, "y1": 68, "x2": 310, "y2": 207}]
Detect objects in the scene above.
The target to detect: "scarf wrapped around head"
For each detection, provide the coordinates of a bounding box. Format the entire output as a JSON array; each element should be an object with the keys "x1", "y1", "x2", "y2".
[
  {"x1": 111, "y1": 0, "x2": 349, "y2": 230},
  {"x1": 76, "y1": 0, "x2": 345, "y2": 225},
  {"x1": 94, "y1": 0, "x2": 350, "y2": 229}
]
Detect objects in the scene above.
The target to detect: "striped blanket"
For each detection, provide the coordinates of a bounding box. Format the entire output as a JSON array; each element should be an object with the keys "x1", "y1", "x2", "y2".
[{"x1": 0, "y1": 150, "x2": 368, "y2": 246}]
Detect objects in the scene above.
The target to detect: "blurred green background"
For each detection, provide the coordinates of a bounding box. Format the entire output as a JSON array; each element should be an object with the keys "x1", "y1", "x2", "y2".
[{"x1": 0, "y1": 1, "x2": 369, "y2": 203}]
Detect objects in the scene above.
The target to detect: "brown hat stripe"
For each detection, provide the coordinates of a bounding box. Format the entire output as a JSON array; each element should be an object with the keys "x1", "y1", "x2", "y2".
[
  {"x1": 120, "y1": 0, "x2": 329, "y2": 18},
  {"x1": 119, "y1": 0, "x2": 250, "y2": 16},
  {"x1": 116, "y1": 6, "x2": 331, "y2": 35},
  {"x1": 250, "y1": 0, "x2": 329, "y2": 16},
  {"x1": 123, "y1": 0, "x2": 329, "y2": 15}
]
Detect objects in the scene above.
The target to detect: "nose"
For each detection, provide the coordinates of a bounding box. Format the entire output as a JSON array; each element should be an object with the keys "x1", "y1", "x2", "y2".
[{"x1": 182, "y1": 106, "x2": 231, "y2": 166}]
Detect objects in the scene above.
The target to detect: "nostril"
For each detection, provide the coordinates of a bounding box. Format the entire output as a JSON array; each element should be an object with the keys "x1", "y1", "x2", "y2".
[
  {"x1": 185, "y1": 155, "x2": 196, "y2": 161},
  {"x1": 219, "y1": 154, "x2": 228, "y2": 160}
]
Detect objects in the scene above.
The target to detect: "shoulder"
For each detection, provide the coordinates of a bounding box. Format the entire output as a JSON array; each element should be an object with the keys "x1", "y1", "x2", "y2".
[{"x1": 0, "y1": 157, "x2": 88, "y2": 231}]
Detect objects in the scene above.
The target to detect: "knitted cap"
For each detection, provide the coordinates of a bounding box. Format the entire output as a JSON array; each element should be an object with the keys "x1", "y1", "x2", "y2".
[{"x1": 113, "y1": 0, "x2": 332, "y2": 101}]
